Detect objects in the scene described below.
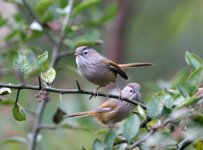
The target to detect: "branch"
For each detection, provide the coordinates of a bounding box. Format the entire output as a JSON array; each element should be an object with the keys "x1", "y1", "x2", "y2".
[
  {"x1": 127, "y1": 119, "x2": 171, "y2": 149},
  {"x1": 127, "y1": 109, "x2": 191, "y2": 150},
  {"x1": 22, "y1": 0, "x2": 57, "y2": 44},
  {"x1": 0, "y1": 83, "x2": 146, "y2": 109},
  {"x1": 29, "y1": 100, "x2": 47, "y2": 150},
  {"x1": 30, "y1": 1, "x2": 74, "y2": 149},
  {"x1": 177, "y1": 137, "x2": 194, "y2": 150},
  {"x1": 56, "y1": 50, "x2": 75, "y2": 61},
  {"x1": 51, "y1": 0, "x2": 74, "y2": 67}
]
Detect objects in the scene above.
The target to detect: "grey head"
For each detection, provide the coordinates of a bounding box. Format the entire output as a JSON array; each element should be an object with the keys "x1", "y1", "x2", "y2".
[
  {"x1": 121, "y1": 83, "x2": 141, "y2": 102},
  {"x1": 75, "y1": 46, "x2": 104, "y2": 65}
]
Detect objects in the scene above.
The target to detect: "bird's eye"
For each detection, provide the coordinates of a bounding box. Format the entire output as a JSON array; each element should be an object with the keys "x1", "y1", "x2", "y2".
[
  {"x1": 129, "y1": 90, "x2": 133, "y2": 93},
  {"x1": 83, "y1": 50, "x2": 88, "y2": 55}
]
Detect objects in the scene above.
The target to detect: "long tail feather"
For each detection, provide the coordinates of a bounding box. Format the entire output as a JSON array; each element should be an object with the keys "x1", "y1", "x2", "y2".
[
  {"x1": 119, "y1": 63, "x2": 154, "y2": 69},
  {"x1": 63, "y1": 111, "x2": 95, "y2": 118}
]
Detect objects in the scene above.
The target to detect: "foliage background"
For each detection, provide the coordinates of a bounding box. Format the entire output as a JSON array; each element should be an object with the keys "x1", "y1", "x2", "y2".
[{"x1": 0, "y1": 0, "x2": 203, "y2": 150}]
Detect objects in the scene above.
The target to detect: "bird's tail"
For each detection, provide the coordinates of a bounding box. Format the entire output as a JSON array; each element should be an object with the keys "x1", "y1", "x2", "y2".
[
  {"x1": 63, "y1": 111, "x2": 95, "y2": 118},
  {"x1": 119, "y1": 63, "x2": 154, "y2": 69}
]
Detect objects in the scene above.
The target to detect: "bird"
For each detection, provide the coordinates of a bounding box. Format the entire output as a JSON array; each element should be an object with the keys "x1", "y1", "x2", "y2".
[
  {"x1": 63, "y1": 83, "x2": 141, "y2": 128},
  {"x1": 75, "y1": 46, "x2": 153, "y2": 95}
]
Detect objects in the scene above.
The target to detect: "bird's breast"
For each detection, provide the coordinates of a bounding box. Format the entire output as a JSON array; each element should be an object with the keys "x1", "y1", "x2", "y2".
[{"x1": 76, "y1": 58, "x2": 116, "y2": 86}]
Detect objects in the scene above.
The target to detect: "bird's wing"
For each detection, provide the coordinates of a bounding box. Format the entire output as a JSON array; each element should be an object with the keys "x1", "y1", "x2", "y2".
[
  {"x1": 95, "y1": 100, "x2": 119, "y2": 113},
  {"x1": 103, "y1": 59, "x2": 128, "y2": 80},
  {"x1": 94, "y1": 107, "x2": 112, "y2": 113}
]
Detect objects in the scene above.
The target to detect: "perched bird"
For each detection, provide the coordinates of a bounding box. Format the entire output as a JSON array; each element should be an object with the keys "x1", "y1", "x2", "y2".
[
  {"x1": 63, "y1": 83, "x2": 141, "y2": 128},
  {"x1": 75, "y1": 46, "x2": 153, "y2": 94}
]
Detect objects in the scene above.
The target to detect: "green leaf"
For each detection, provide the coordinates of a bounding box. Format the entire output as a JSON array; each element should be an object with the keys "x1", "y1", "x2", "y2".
[
  {"x1": 104, "y1": 131, "x2": 116, "y2": 150},
  {"x1": 164, "y1": 94, "x2": 174, "y2": 109},
  {"x1": 185, "y1": 51, "x2": 203, "y2": 69},
  {"x1": 5, "y1": 29, "x2": 19, "y2": 40},
  {"x1": 147, "y1": 118, "x2": 160, "y2": 129},
  {"x1": 41, "y1": 67, "x2": 56, "y2": 83},
  {"x1": 95, "y1": 129, "x2": 108, "y2": 135},
  {"x1": 137, "y1": 105, "x2": 146, "y2": 119},
  {"x1": 0, "y1": 15, "x2": 7, "y2": 27},
  {"x1": 193, "y1": 138, "x2": 203, "y2": 150},
  {"x1": 68, "y1": 30, "x2": 103, "y2": 48},
  {"x1": 2, "y1": 136, "x2": 27, "y2": 145},
  {"x1": 12, "y1": 49, "x2": 36, "y2": 78},
  {"x1": 36, "y1": 0, "x2": 56, "y2": 16},
  {"x1": 123, "y1": 115, "x2": 140, "y2": 142},
  {"x1": 35, "y1": 51, "x2": 48, "y2": 68},
  {"x1": 186, "y1": 67, "x2": 203, "y2": 94},
  {"x1": 192, "y1": 114, "x2": 203, "y2": 126},
  {"x1": 73, "y1": 0, "x2": 101, "y2": 17},
  {"x1": 0, "y1": 99, "x2": 15, "y2": 105},
  {"x1": 12, "y1": 103, "x2": 26, "y2": 121},
  {"x1": 31, "y1": 51, "x2": 49, "y2": 76},
  {"x1": 13, "y1": 50, "x2": 32, "y2": 75},
  {"x1": 177, "y1": 84, "x2": 189, "y2": 98},
  {"x1": 0, "y1": 88, "x2": 11, "y2": 96},
  {"x1": 171, "y1": 69, "x2": 188, "y2": 87},
  {"x1": 177, "y1": 96, "x2": 199, "y2": 108},
  {"x1": 92, "y1": 139, "x2": 104, "y2": 150},
  {"x1": 147, "y1": 94, "x2": 165, "y2": 118},
  {"x1": 87, "y1": 4, "x2": 118, "y2": 26}
]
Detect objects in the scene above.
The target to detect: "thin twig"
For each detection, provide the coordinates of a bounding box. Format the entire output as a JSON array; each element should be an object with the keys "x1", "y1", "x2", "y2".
[
  {"x1": 26, "y1": 108, "x2": 37, "y2": 116},
  {"x1": 0, "y1": 83, "x2": 146, "y2": 109},
  {"x1": 37, "y1": 75, "x2": 42, "y2": 90},
  {"x1": 30, "y1": 100, "x2": 47, "y2": 150},
  {"x1": 56, "y1": 50, "x2": 75, "y2": 60},
  {"x1": 22, "y1": 0, "x2": 57, "y2": 44},
  {"x1": 76, "y1": 80, "x2": 82, "y2": 91},
  {"x1": 38, "y1": 124, "x2": 58, "y2": 130},
  {"x1": 15, "y1": 89, "x2": 21, "y2": 105}
]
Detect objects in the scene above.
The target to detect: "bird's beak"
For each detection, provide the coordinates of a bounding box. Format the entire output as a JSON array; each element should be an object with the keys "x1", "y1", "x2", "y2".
[{"x1": 74, "y1": 53, "x2": 78, "y2": 56}]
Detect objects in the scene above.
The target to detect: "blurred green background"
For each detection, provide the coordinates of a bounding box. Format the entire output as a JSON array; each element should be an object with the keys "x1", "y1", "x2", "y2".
[{"x1": 0, "y1": 0, "x2": 203, "y2": 149}]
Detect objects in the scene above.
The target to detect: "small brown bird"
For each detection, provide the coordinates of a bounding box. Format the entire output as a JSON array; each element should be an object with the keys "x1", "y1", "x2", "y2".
[
  {"x1": 63, "y1": 83, "x2": 141, "y2": 128},
  {"x1": 75, "y1": 46, "x2": 153, "y2": 94}
]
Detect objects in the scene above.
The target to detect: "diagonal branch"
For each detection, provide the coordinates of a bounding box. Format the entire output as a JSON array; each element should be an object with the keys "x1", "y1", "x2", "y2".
[
  {"x1": 22, "y1": 0, "x2": 57, "y2": 44},
  {"x1": 56, "y1": 50, "x2": 75, "y2": 61},
  {"x1": 127, "y1": 109, "x2": 191, "y2": 150},
  {"x1": 127, "y1": 119, "x2": 171, "y2": 150},
  {"x1": 51, "y1": 0, "x2": 74, "y2": 67}
]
